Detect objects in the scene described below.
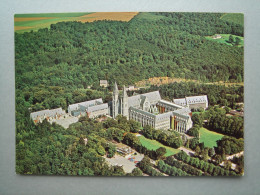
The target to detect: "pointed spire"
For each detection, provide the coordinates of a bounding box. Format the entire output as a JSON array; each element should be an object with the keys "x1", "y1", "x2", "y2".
[
  {"x1": 113, "y1": 82, "x2": 119, "y2": 95},
  {"x1": 123, "y1": 85, "x2": 128, "y2": 97}
]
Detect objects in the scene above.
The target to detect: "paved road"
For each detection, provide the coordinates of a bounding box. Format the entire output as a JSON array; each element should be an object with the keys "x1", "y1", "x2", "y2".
[{"x1": 179, "y1": 147, "x2": 195, "y2": 156}]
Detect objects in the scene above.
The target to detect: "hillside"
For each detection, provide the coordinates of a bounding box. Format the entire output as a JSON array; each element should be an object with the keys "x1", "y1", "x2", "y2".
[
  {"x1": 15, "y1": 12, "x2": 244, "y2": 112},
  {"x1": 220, "y1": 13, "x2": 244, "y2": 26}
]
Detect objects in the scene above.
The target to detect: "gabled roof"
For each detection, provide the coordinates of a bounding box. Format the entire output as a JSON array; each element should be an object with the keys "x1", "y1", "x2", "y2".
[
  {"x1": 155, "y1": 111, "x2": 172, "y2": 121},
  {"x1": 140, "y1": 96, "x2": 147, "y2": 107},
  {"x1": 129, "y1": 107, "x2": 156, "y2": 118},
  {"x1": 159, "y1": 99, "x2": 184, "y2": 109},
  {"x1": 68, "y1": 98, "x2": 103, "y2": 112},
  {"x1": 173, "y1": 107, "x2": 191, "y2": 115},
  {"x1": 30, "y1": 109, "x2": 50, "y2": 120},
  {"x1": 142, "y1": 91, "x2": 161, "y2": 104},
  {"x1": 30, "y1": 108, "x2": 65, "y2": 120},
  {"x1": 48, "y1": 108, "x2": 65, "y2": 117},
  {"x1": 185, "y1": 95, "x2": 208, "y2": 104},
  {"x1": 87, "y1": 103, "x2": 108, "y2": 112},
  {"x1": 128, "y1": 91, "x2": 161, "y2": 108},
  {"x1": 173, "y1": 98, "x2": 187, "y2": 105},
  {"x1": 128, "y1": 95, "x2": 141, "y2": 108}
]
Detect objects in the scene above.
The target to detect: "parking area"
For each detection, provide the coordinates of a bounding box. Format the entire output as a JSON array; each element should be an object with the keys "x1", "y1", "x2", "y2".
[{"x1": 104, "y1": 152, "x2": 144, "y2": 173}]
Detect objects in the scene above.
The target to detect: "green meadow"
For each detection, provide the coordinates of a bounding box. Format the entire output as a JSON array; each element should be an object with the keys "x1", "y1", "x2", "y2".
[
  {"x1": 205, "y1": 34, "x2": 244, "y2": 47},
  {"x1": 220, "y1": 13, "x2": 244, "y2": 26},
  {"x1": 199, "y1": 127, "x2": 224, "y2": 148},
  {"x1": 138, "y1": 135, "x2": 180, "y2": 157}
]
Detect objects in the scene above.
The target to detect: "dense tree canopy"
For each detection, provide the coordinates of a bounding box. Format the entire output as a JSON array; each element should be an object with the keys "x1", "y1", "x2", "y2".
[{"x1": 15, "y1": 12, "x2": 244, "y2": 176}]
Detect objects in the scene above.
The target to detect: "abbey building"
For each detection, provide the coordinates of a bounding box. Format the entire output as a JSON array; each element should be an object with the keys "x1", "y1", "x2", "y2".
[
  {"x1": 110, "y1": 82, "x2": 193, "y2": 133},
  {"x1": 30, "y1": 81, "x2": 209, "y2": 133}
]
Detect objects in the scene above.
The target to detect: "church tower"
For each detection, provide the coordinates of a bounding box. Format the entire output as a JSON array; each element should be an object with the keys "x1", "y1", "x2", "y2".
[
  {"x1": 121, "y1": 85, "x2": 129, "y2": 119},
  {"x1": 112, "y1": 82, "x2": 119, "y2": 118}
]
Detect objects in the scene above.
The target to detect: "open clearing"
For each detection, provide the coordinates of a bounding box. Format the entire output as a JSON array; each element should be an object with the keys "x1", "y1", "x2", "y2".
[
  {"x1": 14, "y1": 12, "x2": 138, "y2": 33},
  {"x1": 199, "y1": 127, "x2": 224, "y2": 148},
  {"x1": 205, "y1": 34, "x2": 244, "y2": 47},
  {"x1": 138, "y1": 135, "x2": 180, "y2": 156},
  {"x1": 135, "y1": 76, "x2": 243, "y2": 88},
  {"x1": 220, "y1": 13, "x2": 244, "y2": 26}
]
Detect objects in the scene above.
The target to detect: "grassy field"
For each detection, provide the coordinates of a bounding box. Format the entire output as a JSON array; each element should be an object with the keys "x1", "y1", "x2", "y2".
[
  {"x1": 138, "y1": 135, "x2": 180, "y2": 157},
  {"x1": 135, "y1": 12, "x2": 167, "y2": 21},
  {"x1": 205, "y1": 34, "x2": 244, "y2": 47},
  {"x1": 199, "y1": 127, "x2": 224, "y2": 148},
  {"x1": 220, "y1": 13, "x2": 244, "y2": 26},
  {"x1": 14, "y1": 12, "x2": 139, "y2": 33}
]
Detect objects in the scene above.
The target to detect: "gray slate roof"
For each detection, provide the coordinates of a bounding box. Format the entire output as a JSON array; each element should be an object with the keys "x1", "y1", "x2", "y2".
[
  {"x1": 174, "y1": 95, "x2": 208, "y2": 106},
  {"x1": 173, "y1": 107, "x2": 191, "y2": 115},
  {"x1": 129, "y1": 107, "x2": 156, "y2": 118},
  {"x1": 159, "y1": 99, "x2": 184, "y2": 109},
  {"x1": 30, "y1": 108, "x2": 65, "y2": 120},
  {"x1": 155, "y1": 111, "x2": 173, "y2": 121},
  {"x1": 173, "y1": 98, "x2": 187, "y2": 106},
  {"x1": 68, "y1": 98, "x2": 103, "y2": 112},
  {"x1": 128, "y1": 91, "x2": 161, "y2": 108},
  {"x1": 87, "y1": 103, "x2": 108, "y2": 112},
  {"x1": 185, "y1": 95, "x2": 208, "y2": 104},
  {"x1": 30, "y1": 109, "x2": 50, "y2": 120}
]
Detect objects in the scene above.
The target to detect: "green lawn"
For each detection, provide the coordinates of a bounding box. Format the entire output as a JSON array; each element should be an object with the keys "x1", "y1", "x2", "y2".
[
  {"x1": 199, "y1": 127, "x2": 224, "y2": 148},
  {"x1": 135, "y1": 12, "x2": 167, "y2": 21},
  {"x1": 138, "y1": 135, "x2": 180, "y2": 156},
  {"x1": 220, "y1": 13, "x2": 244, "y2": 26},
  {"x1": 205, "y1": 34, "x2": 244, "y2": 47}
]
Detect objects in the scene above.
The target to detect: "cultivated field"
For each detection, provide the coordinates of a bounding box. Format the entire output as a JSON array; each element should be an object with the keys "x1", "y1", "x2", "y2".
[
  {"x1": 138, "y1": 136, "x2": 180, "y2": 156},
  {"x1": 78, "y1": 12, "x2": 138, "y2": 23},
  {"x1": 199, "y1": 127, "x2": 224, "y2": 148},
  {"x1": 14, "y1": 12, "x2": 139, "y2": 33}
]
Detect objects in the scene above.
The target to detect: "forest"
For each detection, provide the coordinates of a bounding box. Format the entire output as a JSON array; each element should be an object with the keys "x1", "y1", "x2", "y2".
[{"x1": 15, "y1": 12, "x2": 244, "y2": 176}]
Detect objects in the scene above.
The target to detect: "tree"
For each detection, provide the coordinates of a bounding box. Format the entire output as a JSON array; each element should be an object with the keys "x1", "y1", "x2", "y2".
[
  {"x1": 229, "y1": 35, "x2": 234, "y2": 44},
  {"x1": 195, "y1": 146, "x2": 201, "y2": 157},
  {"x1": 208, "y1": 148, "x2": 215, "y2": 157},
  {"x1": 187, "y1": 127, "x2": 199, "y2": 138},
  {"x1": 156, "y1": 147, "x2": 167, "y2": 159},
  {"x1": 139, "y1": 156, "x2": 151, "y2": 172},
  {"x1": 201, "y1": 148, "x2": 209, "y2": 161},
  {"x1": 106, "y1": 143, "x2": 116, "y2": 158},
  {"x1": 129, "y1": 120, "x2": 141, "y2": 133},
  {"x1": 214, "y1": 154, "x2": 223, "y2": 164},
  {"x1": 192, "y1": 114, "x2": 203, "y2": 127},
  {"x1": 131, "y1": 167, "x2": 143, "y2": 176},
  {"x1": 235, "y1": 37, "x2": 241, "y2": 46}
]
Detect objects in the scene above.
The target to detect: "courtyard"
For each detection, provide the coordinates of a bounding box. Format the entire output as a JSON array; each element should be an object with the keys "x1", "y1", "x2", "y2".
[{"x1": 51, "y1": 114, "x2": 79, "y2": 129}]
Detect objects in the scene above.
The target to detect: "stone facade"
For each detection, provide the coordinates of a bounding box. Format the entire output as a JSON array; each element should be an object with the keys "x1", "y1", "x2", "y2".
[
  {"x1": 111, "y1": 82, "x2": 193, "y2": 133},
  {"x1": 174, "y1": 95, "x2": 208, "y2": 110},
  {"x1": 68, "y1": 98, "x2": 108, "y2": 118},
  {"x1": 100, "y1": 80, "x2": 108, "y2": 87},
  {"x1": 30, "y1": 108, "x2": 66, "y2": 124}
]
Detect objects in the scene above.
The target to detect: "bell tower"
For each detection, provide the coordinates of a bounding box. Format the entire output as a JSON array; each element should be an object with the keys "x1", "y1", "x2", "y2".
[
  {"x1": 121, "y1": 85, "x2": 129, "y2": 119},
  {"x1": 112, "y1": 82, "x2": 119, "y2": 118}
]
